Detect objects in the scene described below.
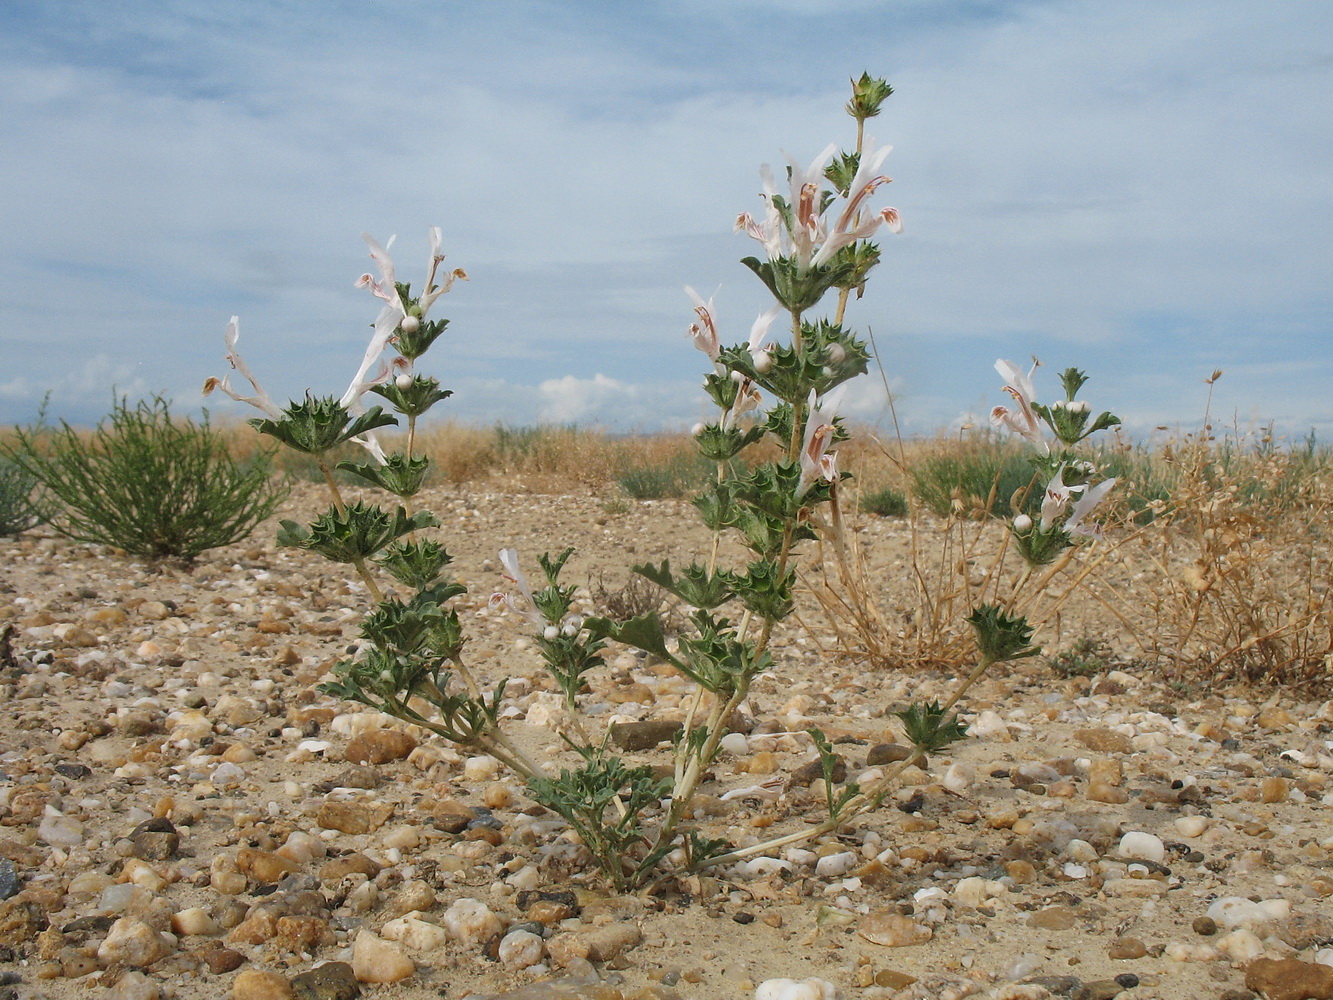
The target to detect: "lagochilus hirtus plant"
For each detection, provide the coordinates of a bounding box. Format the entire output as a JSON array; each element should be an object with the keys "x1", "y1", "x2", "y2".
[{"x1": 205, "y1": 233, "x2": 542, "y2": 777}]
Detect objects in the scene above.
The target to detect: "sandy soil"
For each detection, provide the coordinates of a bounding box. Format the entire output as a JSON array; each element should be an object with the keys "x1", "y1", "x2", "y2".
[{"x1": 1, "y1": 481, "x2": 1331, "y2": 1000}]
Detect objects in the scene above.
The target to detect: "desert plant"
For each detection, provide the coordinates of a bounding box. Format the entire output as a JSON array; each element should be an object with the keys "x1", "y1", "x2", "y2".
[
  {"x1": 1048, "y1": 635, "x2": 1111, "y2": 678},
  {"x1": 615, "y1": 453, "x2": 712, "y2": 499},
  {"x1": 908, "y1": 440, "x2": 1036, "y2": 519},
  {"x1": 3, "y1": 396, "x2": 285, "y2": 559},
  {"x1": 859, "y1": 484, "x2": 908, "y2": 517},
  {"x1": 0, "y1": 462, "x2": 43, "y2": 536}
]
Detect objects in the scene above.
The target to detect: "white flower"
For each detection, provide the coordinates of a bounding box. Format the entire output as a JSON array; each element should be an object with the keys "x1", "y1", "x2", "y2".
[
  {"x1": 796, "y1": 389, "x2": 839, "y2": 499},
  {"x1": 685, "y1": 285, "x2": 722, "y2": 361},
  {"x1": 498, "y1": 548, "x2": 542, "y2": 625},
  {"x1": 990, "y1": 358, "x2": 1044, "y2": 446},
  {"x1": 202, "y1": 317, "x2": 285, "y2": 419},
  {"x1": 1065, "y1": 478, "x2": 1117, "y2": 539},
  {"x1": 1039, "y1": 464, "x2": 1083, "y2": 532},
  {"x1": 356, "y1": 227, "x2": 466, "y2": 323}
]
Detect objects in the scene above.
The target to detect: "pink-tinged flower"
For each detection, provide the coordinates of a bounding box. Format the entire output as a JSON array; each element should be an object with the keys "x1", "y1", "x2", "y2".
[
  {"x1": 497, "y1": 548, "x2": 542, "y2": 625},
  {"x1": 797, "y1": 389, "x2": 839, "y2": 499},
  {"x1": 747, "y1": 306, "x2": 783, "y2": 371},
  {"x1": 1065, "y1": 478, "x2": 1117, "y2": 539},
  {"x1": 685, "y1": 286, "x2": 721, "y2": 361},
  {"x1": 723, "y1": 376, "x2": 763, "y2": 430},
  {"x1": 202, "y1": 317, "x2": 284, "y2": 419},
  {"x1": 356, "y1": 228, "x2": 467, "y2": 323},
  {"x1": 990, "y1": 358, "x2": 1044, "y2": 446},
  {"x1": 1038, "y1": 464, "x2": 1081, "y2": 531},
  {"x1": 810, "y1": 139, "x2": 903, "y2": 268}
]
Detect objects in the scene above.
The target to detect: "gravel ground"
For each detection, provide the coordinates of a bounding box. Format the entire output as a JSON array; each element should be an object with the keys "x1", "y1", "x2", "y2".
[{"x1": 1, "y1": 482, "x2": 1331, "y2": 1000}]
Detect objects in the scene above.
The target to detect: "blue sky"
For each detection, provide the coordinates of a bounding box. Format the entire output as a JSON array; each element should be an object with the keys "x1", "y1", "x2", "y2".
[{"x1": 3, "y1": 1, "x2": 1331, "y2": 439}]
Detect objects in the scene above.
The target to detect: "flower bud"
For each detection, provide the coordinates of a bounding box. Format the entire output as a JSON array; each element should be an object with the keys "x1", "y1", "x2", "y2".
[
  {"x1": 691, "y1": 422, "x2": 706, "y2": 437},
  {"x1": 730, "y1": 370, "x2": 745, "y2": 384},
  {"x1": 395, "y1": 373, "x2": 414, "y2": 390},
  {"x1": 751, "y1": 350, "x2": 773, "y2": 373},
  {"x1": 825, "y1": 343, "x2": 847, "y2": 366},
  {"x1": 400, "y1": 315, "x2": 421, "y2": 334},
  {"x1": 1013, "y1": 514, "x2": 1033, "y2": 532},
  {"x1": 1052, "y1": 399, "x2": 1066, "y2": 410},
  {"x1": 1071, "y1": 400, "x2": 1090, "y2": 414},
  {"x1": 562, "y1": 623, "x2": 578, "y2": 637},
  {"x1": 543, "y1": 625, "x2": 560, "y2": 641}
]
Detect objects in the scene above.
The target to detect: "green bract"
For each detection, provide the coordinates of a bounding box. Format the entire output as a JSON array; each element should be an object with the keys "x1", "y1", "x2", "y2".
[
  {"x1": 966, "y1": 603, "x2": 1041, "y2": 663},
  {"x1": 338, "y1": 452, "x2": 431, "y2": 498},
  {"x1": 375, "y1": 538, "x2": 454, "y2": 590},
  {"x1": 369, "y1": 375, "x2": 452, "y2": 417},
  {"x1": 251, "y1": 397, "x2": 397, "y2": 455},
  {"x1": 633, "y1": 560, "x2": 735, "y2": 610},
  {"x1": 277, "y1": 501, "x2": 437, "y2": 563}
]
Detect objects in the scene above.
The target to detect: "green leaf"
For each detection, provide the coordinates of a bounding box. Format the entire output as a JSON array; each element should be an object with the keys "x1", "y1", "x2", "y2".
[
  {"x1": 369, "y1": 375, "x2": 453, "y2": 418},
  {"x1": 895, "y1": 701, "x2": 969, "y2": 753},
  {"x1": 337, "y1": 452, "x2": 431, "y2": 498},
  {"x1": 583, "y1": 612, "x2": 672, "y2": 662},
  {"x1": 250, "y1": 397, "x2": 397, "y2": 455},
  {"x1": 278, "y1": 501, "x2": 438, "y2": 563},
  {"x1": 632, "y1": 560, "x2": 735, "y2": 610}
]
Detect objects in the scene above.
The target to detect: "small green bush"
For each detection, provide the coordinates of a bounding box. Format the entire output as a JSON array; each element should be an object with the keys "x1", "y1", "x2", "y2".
[
  {"x1": 0, "y1": 462, "x2": 43, "y2": 536},
  {"x1": 616, "y1": 454, "x2": 712, "y2": 500},
  {"x1": 1048, "y1": 636, "x2": 1111, "y2": 678},
  {"x1": 909, "y1": 445, "x2": 1037, "y2": 518},
  {"x1": 859, "y1": 486, "x2": 908, "y2": 517},
  {"x1": 4, "y1": 396, "x2": 287, "y2": 559}
]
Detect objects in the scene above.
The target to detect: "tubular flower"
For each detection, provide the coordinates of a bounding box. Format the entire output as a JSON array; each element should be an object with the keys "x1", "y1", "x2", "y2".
[
  {"x1": 497, "y1": 548, "x2": 542, "y2": 625},
  {"x1": 990, "y1": 358, "x2": 1044, "y2": 446},
  {"x1": 1065, "y1": 478, "x2": 1117, "y2": 539},
  {"x1": 356, "y1": 227, "x2": 467, "y2": 324},
  {"x1": 796, "y1": 389, "x2": 839, "y2": 499},
  {"x1": 202, "y1": 317, "x2": 284, "y2": 419},
  {"x1": 1038, "y1": 465, "x2": 1083, "y2": 531},
  {"x1": 685, "y1": 286, "x2": 722, "y2": 362},
  {"x1": 736, "y1": 139, "x2": 903, "y2": 274}
]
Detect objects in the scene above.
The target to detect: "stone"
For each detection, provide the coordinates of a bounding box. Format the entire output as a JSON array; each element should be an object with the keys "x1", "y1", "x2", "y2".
[
  {"x1": 1072, "y1": 981, "x2": 1125, "y2": 1000},
  {"x1": 171, "y1": 907, "x2": 220, "y2": 937},
  {"x1": 108, "y1": 970, "x2": 162, "y2": 1000},
  {"x1": 232, "y1": 969, "x2": 296, "y2": 1000},
  {"x1": 319, "y1": 853, "x2": 381, "y2": 882},
  {"x1": 1117, "y1": 831, "x2": 1166, "y2": 863},
  {"x1": 237, "y1": 847, "x2": 302, "y2": 883},
  {"x1": 547, "y1": 921, "x2": 642, "y2": 966},
  {"x1": 387, "y1": 880, "x2": 438, "y2": 917},
  {"x1": 442, "y1": 897, "x2": 504, "y2": 948},
  {"x1": 37, "y1": 814, "x2": 85, "y2": 847},
  {"x1": 98, "y1": 916, "x2": 171, "y2": 967},
  {"x1": 276, "y1": 915, "x2": 336, "y2": 954},
  {"x1": 1244, "y1": 957, "x2": 1333, "y2": 1000},
  {"x1": 1276, "y1": 914, "x2": 1333, "y2": 950},
  {"x1": 858, "y1": 911, "x2": 932, "y2": 947},
  {"x1": 1029, "y1": 906, "x2": 1079, "y2": 931},
  {"x1": 351, "y1": 930, "x2": 414, "y2": 984},
  {"x1": 290, "y1": 961, "x2": 361, "y2": 1000},
  {"x1": 866, "y1": 743, "x2": 916, "y2": 766},
  {"x1": 344, "y1": 730, "x2": 416, "y2": 765},
  {"x1": 498, "y1": 928, "x2": 545, "y2": 969},
  {"x1": 316, "y1": 801, "x2": 394, "y2": 835},
  {"x1": 754, "y1": 979, "x2": 839, "y2": 1000},
  {"x1": 1074, "y1": 728, "x2": 1133, "y2": 754},
  {"x1": 609, "y1": 720, "x2": 683, "y2": 751},
  {"x1": 381, "y1": 912, "x2": 449, "y2": 952},
  {"x1": 1108, "y1": 936, "x2": 1148, "y2": 959},
  {"x1": 196, "y1": 944, "x2": 245, "y2": 973},
  {"x1": 0, "y1": 858, "x2": 17, "y2": 900}
]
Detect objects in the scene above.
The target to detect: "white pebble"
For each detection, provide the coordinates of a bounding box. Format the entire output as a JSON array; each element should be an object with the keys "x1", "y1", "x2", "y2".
[
  {"x1": 942, "y1": 762, "x2": 974, "y2": 793},
  {"x1": 1206, "y1": 896, "x2": 1271, "y2": 930},
  {"x1": 1173, "y1": 816, "x2": 1209, "y2": 838},
  {"x1": 754, "y1": 978, "x2": 840, "y2": 1000},
  {"x1": 498, "y1": 929, "x2": 545, "y2": 969},
  {"x1": 1117, "y1": 831, "x2": 1165, "y2": 863},
  {"x1": 719, "y1": 732, "x2": 750, "y2": 755},
  {"x1": 464, "y1": 755, "x2": 501, "y2": 781},
  {"x1": 814, "y1": 851, "x2": 858, "y2": 877},
  {"x1": 1215, "y1": 928, "x2": 1265, "y2": 964},
  {"x1": 442, "y1": 897, "x2": 503, "y2": 948}
]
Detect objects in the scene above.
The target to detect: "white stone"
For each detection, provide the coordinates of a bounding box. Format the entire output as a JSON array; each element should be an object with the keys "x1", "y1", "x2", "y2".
[
  {"x1": 381, "y1": 912, "x2": 450, "y2": 952},
  {"x1": 719, "y1": 732, "x2": 750, "y2": 755},
  {"x1": 1206, "y1": 896, "x2": 1271, "y2": 930},
  {"x1": 969, "y1": 711, "x2": 1010, "y2": 739},
  {"x1": 463, "y1": 755, "x2": 501, "y2": 781},
  {"x1": 97, "y1": 916, "x2": 171, "y2": 967},
  {"x1": 754, "y1": 978, "x2": 840, "y2": 1000},
  {"x1": 1065, "y1": 838, "x2": 1098, "y2": 862},
  {"x1": 1215, "y1": 928, "x2": 1265, "y2": 964},
  {"x1": 442, "y1": 897, "x2": 503, "y2": 948},
  {"x1": 1117, "y1": 831, "x2": 1165, "y2": 863},
  {"x1": 170, "y1": 907, "x2": 219, "y2": 937},
  {"x1": 814, "y1": 851, "x2": 858, "y2": 877},
  {"x1": 1173, "y1": 816, "x2": 1209, "y2": 838},
  {"x1": 352, "y1": 929, "x2": 415, "y2": 983},
  {"x1": 953, "y1": 876, "x2": 987, "y2": 908},
  {"x1": 498, "y1": 929, "x2": 545, "y2": 969},
  {"x1": 38, "y1": 813, "x2": 85, "y2": 847},
  {"x1": 735, "y1": 857, "x2": 793, "y2": 879},
  {"x1": 942, "y1": 762, "x2": 974, "y2": 793}
]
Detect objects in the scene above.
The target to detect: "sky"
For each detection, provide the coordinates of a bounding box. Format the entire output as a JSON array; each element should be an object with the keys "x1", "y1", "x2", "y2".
[{"x1": 3, "y1": 0, "x2": 1331, "y2": 441}]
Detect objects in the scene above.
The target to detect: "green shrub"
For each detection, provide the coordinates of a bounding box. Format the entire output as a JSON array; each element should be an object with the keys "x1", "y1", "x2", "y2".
[
  {"x1": 616, "y1": 454, "x2": 712, "y2": 500},
  {"x1": 1048, "y1": 636, "x2": 1111, "y2": 678},
  {"x1": 909, "y1": 444, "x2": 1037, "y2": 518},
  {"x1": 0, "y1": 462, "x2": 43, "y2": 536},
  {"x1": 859, "y1": 485, "x2": 908, "y2": 517},
  {"x1": 4, "y1": 396, "x2": 287, "y2": 559}
]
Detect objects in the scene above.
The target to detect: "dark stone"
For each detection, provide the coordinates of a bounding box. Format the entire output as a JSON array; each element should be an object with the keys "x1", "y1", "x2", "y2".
[
  {"x1": 61, "y1": 915, "x2": 115, "y2": 935},
  {"x1": 1072, "y1": 980, "x2": 1125, "y2": 1000},
  {"x1": 291, "y1": 960, "x2": 361, "y2": 999},
  {"x1": 53, "y1": 763, "x2": 91, "y2": 779},
  {"x1": 732, "y1": 912, "x2": 755, "y2": 924},
  {"x1": 131, "y1": 831, "x2": 179, "y2": 861},
  {"x1": 0, "y1": 861, "x2": 17, "y2": 901},
  {"x1": 1024, "y1": 976, "x2": 1081, "y2": 996},
  {"x1": 791, "y1": 756, "x2": 845, "y2": 787},
  {"x1": 195, "y1": 943, "x2": 244, "y2": 973},
  {"x1": 517, "y1": 889, "x2": 580, "y2": 915},
  {"x1": 610, "y1": 720, "x2": 683, "y2": 751},
  {"x1": 1114, "y1": 974, "x2": 1139, "y2": 989},
  {"x1": 866, "y1": 743, "x2": 918, "y2": 766}
]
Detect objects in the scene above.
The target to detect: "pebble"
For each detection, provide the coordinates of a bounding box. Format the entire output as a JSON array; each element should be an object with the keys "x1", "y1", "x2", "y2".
[
  {"x1": 315, "y1": 800, "x2": 394, "y2": 835},
  {"x1": 37, "y1": 813, "x2": 85, "y2": 847},
  {"x1": 97, "y1": 915, "x2": 172, "y2": 967},
  {"x1": 1245, "y1": 957, "x2": 1333, "y2": 1000},
  {"x1": 382, "y1": 911, "x2": 450, "y2": 952},
  {"x1": 499, "y1": 928, "x2": 546, "y2": 969},
  {"x1": 344, "y1": 729, "x2": 417, "y2": 764},
  {"x1": 232, "y1": 969, "x2": 295, "y2": 1000},
  {"x1": 351, "y1": 929, "x2": 415, "y2": 983},
  {"x1": 754, "y1": 979, "x2": 838, "y2": 1000},
  {"x1": 858, "y1": 911, "x2": 932, "y2": 947},
  {"x1": 289, "y1": 961, "x2": 360, "y2": 999},
  {"x1": 0, "y1": 859, "x2": 18, "y2": 900},
  {"x1": 1117, "y1": 831, "x2": 1165, "y2": 863},
  {"x1": 443, "y1": 897, "x2": 504, "y2": 948},
  {"x1": 547, "y1": 922, "x2": 642, "y2": 966},
  {"x1": 108, "y1": 971, "x2": 162, "y2": 1000}
]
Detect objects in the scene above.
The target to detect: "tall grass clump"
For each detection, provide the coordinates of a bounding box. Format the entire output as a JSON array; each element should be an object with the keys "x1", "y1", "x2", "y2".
[
  {"x1": 0, "y1": 462, "x2": 43, "y2": 536},
  {"x1": 908, "y1": 438, "x2": 1037, "y2": 518},
  {"x1": 3, "y1": 396, "x2": 286, "y2": 559},
  {"x1": 615, "y1": 452, "x2": 713, "y2": 499}
]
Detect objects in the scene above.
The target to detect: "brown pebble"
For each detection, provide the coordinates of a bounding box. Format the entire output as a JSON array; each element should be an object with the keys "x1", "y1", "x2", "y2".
[
  {"x1": 1107, "y1": 936, "x2": 1148, "y2": 959},
  {"x1": 344, "y1": 730, "x2": 417, "y2": 765},
  {"x1": 195, "y1": 944, "x2": 245, "y2": 973},
  {"x1": 1244, "y1": 957, "x2": 1333, "y2": 1000},
  {"x1": 231, "y1": 969, "x2": 295, "y2": 1000},
  {"x1": 315, "y1": 800, "x2": 394, "y2": 835},
  {"x1": 1193, "y1": 916, "x2": 1218, "y2": 936},
  {"x1": 236, "y1": 848, "x2": 300, "y2": 884},
  {"x1": 318, "y1": 854, "x2": 382, "y2": 883}
]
